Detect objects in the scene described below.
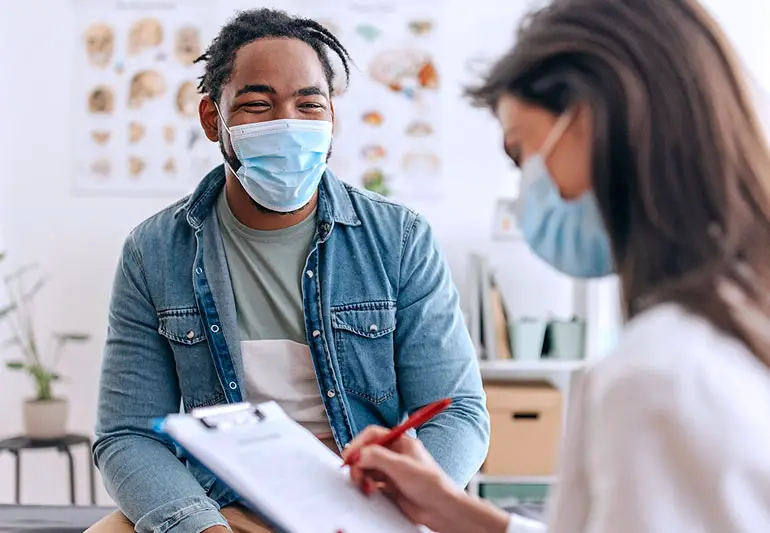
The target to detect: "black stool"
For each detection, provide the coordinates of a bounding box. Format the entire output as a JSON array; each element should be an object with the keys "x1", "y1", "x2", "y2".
[{"x1": 0, "y1": 434, "x2": 96, "y2": 505}]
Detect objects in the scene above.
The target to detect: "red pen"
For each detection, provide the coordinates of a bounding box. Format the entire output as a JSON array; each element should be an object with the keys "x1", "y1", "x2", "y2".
[{"x1": 342, "y1": 397, "x2": 452, "y2": 467}]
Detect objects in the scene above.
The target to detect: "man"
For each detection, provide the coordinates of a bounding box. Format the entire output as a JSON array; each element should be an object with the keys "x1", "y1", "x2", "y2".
[{"x1": 89, "y1": 9, "x2": 489, "y2": 533}]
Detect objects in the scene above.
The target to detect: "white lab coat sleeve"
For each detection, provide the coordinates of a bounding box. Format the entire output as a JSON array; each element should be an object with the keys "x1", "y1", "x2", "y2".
[
  {"x1": 563, "y1": 348, "x2": 770, "y2": 533},
  {"x1": 507, "y1": 513, "x2": 547, "y2": 533}
]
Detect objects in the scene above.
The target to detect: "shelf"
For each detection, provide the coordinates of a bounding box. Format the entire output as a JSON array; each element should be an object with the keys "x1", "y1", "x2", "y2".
[
  {"x1": 472, "y1": 473, "x2": 557, "y2": 485},
  {"x1": 479, "y1": 359, "x2": 586, "y2": 379},
  {"x1": 475, "y1": 474, "x2": 556, "y2": 484}
]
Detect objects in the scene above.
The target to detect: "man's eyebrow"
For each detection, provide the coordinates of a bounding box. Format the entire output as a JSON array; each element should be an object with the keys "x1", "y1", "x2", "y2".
[
  {"x1": 294, "y1": 85, "x2": 327, "y2": 97},
  {"x1": 235, "y1": 84, "x2": 277, "y2": 97}
]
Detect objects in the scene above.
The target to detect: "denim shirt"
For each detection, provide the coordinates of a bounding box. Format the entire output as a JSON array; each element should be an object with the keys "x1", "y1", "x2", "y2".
[{"x1": 93, "y1": 166, "x2": 489, "y2": 533}]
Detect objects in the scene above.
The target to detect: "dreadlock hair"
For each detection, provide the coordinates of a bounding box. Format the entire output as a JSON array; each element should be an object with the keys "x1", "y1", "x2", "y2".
[{"x1": 195, "y1": 9, "x2": 351, "y2": 104}]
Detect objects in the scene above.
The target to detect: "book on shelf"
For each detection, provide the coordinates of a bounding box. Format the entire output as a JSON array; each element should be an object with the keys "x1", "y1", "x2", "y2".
[
  {"x1": 491, "y1": 282, "x2": 512, "y2": 360},
  {"x1": 467, "y1": 253, "x2": 513, "y2": 361},
  {"x1": 467, "y1": 253, "x2": 482, "y2": 358}
]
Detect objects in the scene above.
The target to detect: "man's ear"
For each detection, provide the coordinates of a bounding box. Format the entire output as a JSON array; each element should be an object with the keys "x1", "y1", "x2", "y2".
[{"x1": 199, "y1": 96, "x2": 220, "y2": 142}]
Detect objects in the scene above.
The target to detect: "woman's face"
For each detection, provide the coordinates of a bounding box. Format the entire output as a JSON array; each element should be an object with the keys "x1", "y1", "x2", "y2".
[{"x1": 496, "y1": 94, "x2": 593, "y2": 200}]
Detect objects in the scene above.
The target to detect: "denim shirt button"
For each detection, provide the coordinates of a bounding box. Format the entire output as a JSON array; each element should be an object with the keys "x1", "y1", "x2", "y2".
[
  {"x1": 229, "y1": 381, "x2": 237, "y2": 390},
  {"x1": 306, "y1": 270, "x2": 314, "y2": 278},
  {"x1": 326, "y1": 389, "x2": 336, "y2": 398},
  {"x1": 210, "y1": 324, "x2": 220, "y2": 333},
  {"x1": 195, "y1": 267, "x2": 203, "y2": 275},
  {"x1": 312, "y1": 330, "x2": 321, "y2": 338},
  {"x1": 369, "y1": 324, "x2": 378, "y2": 333}
]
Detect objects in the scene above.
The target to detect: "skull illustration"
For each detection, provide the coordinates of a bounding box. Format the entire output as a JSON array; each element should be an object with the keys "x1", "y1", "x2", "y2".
[
  {"x1": 128, "y1": 70, "x2": 166, "y2": 109},
  {"x1": 175, "y1": 26, "x2": 202, "y2": 65},
  {"x1": 85, "y1": 22, "x2": 114, "y2": 68},
  {"x1": 128, "y1": 18, "x2": 163, "y2": 57}
]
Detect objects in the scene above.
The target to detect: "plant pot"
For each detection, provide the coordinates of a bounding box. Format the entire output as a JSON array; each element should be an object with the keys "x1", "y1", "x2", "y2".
[{"x1": 23, "y1": 398, "x2": 68, "y2": 439}]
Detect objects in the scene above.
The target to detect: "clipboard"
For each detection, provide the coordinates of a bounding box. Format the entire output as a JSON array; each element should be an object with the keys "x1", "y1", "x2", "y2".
[{"x1": 157, "y1": 401, "x2": 425, "y2": 533}]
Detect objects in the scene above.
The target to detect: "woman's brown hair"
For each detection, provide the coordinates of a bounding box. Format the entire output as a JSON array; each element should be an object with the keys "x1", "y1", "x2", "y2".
[{"x1": 468, "y1": 0, "x2": 770, "y2": 362}]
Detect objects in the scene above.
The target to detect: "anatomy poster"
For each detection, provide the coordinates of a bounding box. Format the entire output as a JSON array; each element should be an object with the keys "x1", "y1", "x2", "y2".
[
  {"x1": 298, "y1": 0, "x2": 445, "y2": 201},
  {"x1": 73, "y1": 0, "x2": 445, "y2": 199},
  {"x1": 74, "y1": 0, "x2": 220, "y2": 195}
]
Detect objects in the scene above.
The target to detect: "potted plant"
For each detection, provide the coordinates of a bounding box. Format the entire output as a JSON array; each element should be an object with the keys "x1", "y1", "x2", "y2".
[{"x1": 0, "y1": 252, "x2": 90, "y2": 439}]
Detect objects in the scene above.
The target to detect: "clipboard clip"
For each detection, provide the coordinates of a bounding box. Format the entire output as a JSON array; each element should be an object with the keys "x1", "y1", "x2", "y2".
[{"x1": 192, "y1": 402, "x2": 266, "y2": 431}]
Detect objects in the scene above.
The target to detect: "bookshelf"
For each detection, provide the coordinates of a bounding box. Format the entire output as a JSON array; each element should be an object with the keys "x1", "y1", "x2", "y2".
[
  {"x1": 479, "y1": 359, "x2": 586, "y2": 379},
  {"x1": 467, "y1": 474, "x2": 557, "y2": 498},
  {"x1": 465, "y1": 255, "x2": 617, "y2": 500},
  {"x1": 471, "y1": 363, "x2": 587, "y2": 498}
]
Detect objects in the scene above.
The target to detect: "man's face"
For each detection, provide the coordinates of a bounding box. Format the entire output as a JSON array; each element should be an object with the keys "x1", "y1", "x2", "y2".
[{"x1": 199, "y1": 37, "x2": 334, "y2": 214}]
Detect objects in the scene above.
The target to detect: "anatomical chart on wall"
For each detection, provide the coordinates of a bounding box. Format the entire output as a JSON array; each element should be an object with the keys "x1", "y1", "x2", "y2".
[
  {"x1": 73, "y1": 1, "x2": 220, "y2": 195},
  {"x1": 295, "y1": 0, "x2": 445, "y2": 201},
  {"x1": 73, "y1": 0, "x2": 444, "y2": 198}
]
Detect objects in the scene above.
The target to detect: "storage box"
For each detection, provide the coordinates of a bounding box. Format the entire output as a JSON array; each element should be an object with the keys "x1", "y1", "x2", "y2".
[{"x1": 483, "y1": 382, "x2": 563, "y2": 476}]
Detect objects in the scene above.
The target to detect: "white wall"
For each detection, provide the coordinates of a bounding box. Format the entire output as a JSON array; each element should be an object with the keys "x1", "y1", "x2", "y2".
[
  {"x1": 0, "y1": 0, "x2": 173, "y2": 505},
  {"x1": 0, "y1": 0, "x2": 767, "y2": 506}
]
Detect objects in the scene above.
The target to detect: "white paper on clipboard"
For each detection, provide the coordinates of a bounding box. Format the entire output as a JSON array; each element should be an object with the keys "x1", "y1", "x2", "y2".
[{"x1": 161, "y1": 401, "x2": 424, "y2": 533}]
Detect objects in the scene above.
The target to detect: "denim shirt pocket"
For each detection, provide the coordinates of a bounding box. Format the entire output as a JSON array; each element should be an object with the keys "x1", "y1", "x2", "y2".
[
  {"x1": 331, "y1": 301, "x2": 397, "y2": 404},
  {"x1": 157, "y1": 307, "x2": 225, "y2": 412},
  {"x1": 158, "y1": 308, "x2": 207, "y2": 345}
]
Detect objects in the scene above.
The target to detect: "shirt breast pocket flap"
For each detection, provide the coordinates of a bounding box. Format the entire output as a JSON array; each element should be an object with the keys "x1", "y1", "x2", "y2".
[
  {"x1": 331, "y1": 305, "x2": 397, "y2": 338},
  {"x1": 158, "y1": 308, "x2": 207, "y2": 346},
  {"x1": 331, "y1": 303, "x2": 397, "y2": 404}
]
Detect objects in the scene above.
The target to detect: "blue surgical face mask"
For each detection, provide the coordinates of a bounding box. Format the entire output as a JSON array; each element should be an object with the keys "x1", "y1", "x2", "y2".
[
  {"x1": 217, "y1": 106, "x2": 333, "y2": 213},
  {"x1": 517, "y1": 115, "x2": 614, "y2": 278}
]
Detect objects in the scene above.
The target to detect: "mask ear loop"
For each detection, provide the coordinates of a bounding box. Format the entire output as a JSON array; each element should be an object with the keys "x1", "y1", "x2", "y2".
[
  {"x1": 213, "y1": 102, "x2": 234, "y2": 136},
  {"x1": 515, "y1": 112, "x2": 575, "y2": 209},
  {"x1": 213, "y1": 102, "x2": 239, "y2": 176},
  {"x1": 539, "y1": 112, "x2": 574, "y2": 161}
]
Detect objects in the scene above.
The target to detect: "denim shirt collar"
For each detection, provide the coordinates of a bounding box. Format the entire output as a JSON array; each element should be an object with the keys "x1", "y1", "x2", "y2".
[{"x1": 176, "y1": 164, "x2": 362, "y2": 230}]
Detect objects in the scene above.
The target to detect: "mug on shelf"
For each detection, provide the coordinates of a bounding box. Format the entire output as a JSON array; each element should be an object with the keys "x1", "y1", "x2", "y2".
[
  {"x1": 548, "y1": 317, "x2": 586, "y2": 360},
  {"x1": 509, "y1": 318, "x2": 548, "y2": 361}
]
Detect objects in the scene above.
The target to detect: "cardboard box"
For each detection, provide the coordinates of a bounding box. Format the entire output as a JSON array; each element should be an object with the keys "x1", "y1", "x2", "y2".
[{"x1": 483, "y1": 381, "x2": 563, "y2": 476}]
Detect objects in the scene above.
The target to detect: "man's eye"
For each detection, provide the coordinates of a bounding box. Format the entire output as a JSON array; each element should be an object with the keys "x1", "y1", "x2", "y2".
[
  {"x1": 301, "y1": 103, "x2": 324, "y2": 109},
  {"x1": 243, "y1": 102, "x2": 269, "y2": 108}
]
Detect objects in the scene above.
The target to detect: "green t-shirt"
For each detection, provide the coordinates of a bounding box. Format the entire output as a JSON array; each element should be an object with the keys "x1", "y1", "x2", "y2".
[
  {"x1": 216, "y1": 192, "x2": 332, "y2": 437},
  {"x1": 216, "y1": 191, "x2": 316, "y2": 342}
]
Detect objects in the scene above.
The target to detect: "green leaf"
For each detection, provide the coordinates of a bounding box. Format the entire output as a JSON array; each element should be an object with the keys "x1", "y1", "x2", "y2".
[
  {"x1": 0, "y1": 303, "x2": 16, "y2": 320},
  {"x1": 0, "y1": 252, "x2": 6, "y2": 265},
  {"x1": 22, "y1": 278, "x2": 46, "y2": 303},
  {"x1": 4, "y1": 263, "x2": 40, "y2": 283},
  {"x1": 55, "y1": 332, "x2": 91, "y2": 342},
  {"x1": 6, "y1": 361, "x2": 26, "y2": 370}
]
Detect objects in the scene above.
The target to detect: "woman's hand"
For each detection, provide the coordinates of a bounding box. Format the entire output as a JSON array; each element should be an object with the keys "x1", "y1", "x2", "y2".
[
  {"x1": 343, "y1": 426, "x2": 510, "y2": 533},
  {"x1": 343, "y1": 426, "x2": 461, "y2": 531}
]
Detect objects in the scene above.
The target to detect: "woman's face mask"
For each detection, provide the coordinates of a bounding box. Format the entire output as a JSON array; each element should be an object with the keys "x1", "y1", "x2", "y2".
[{"x1": 500, "y1": 98, "x2": 614, "y2": 278}]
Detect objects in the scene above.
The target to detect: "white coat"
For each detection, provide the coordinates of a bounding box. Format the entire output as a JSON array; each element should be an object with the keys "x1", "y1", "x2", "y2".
[{"x1": 509, "y1": 303, "x2": 770, "y2": 533}]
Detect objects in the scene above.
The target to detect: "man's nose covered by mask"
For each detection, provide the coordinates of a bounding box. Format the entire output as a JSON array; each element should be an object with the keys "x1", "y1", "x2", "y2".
[
  {"x1": 216, "y1": 104, "x2": 333, "y2": 213},
  {"x1": 515, "y1": 114, "x2": 615, "y2": 278}
]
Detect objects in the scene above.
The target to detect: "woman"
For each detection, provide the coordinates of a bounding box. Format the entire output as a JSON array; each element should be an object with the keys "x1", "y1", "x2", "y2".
[{"x1": 343, "y1": 0, "x2": 770, "y2": 531}]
